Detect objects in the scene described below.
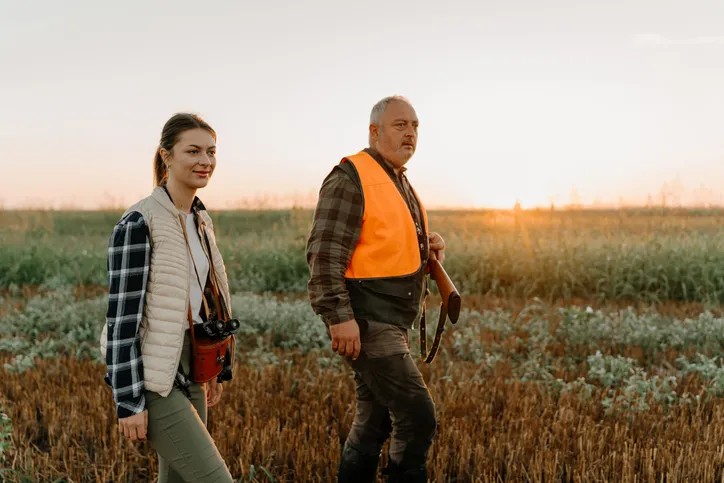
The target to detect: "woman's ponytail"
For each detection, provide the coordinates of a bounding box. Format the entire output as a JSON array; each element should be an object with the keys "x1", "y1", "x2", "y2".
[{"x1": 153, "y1": 147, "x2": 168, "y2": 187}]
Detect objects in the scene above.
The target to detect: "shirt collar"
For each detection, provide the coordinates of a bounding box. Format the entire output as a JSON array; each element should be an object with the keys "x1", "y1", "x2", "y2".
[
  {"x1": 364, "y1": 148, "x2": 407, "y2": 177},
  {"x1": 161, "y1": 185, "x2": 204, "y2": 214}
]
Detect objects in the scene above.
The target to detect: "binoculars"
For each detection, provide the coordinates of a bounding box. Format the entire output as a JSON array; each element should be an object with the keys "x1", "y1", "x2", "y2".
[{"x1": 200, "y1": 318, "x2": 240, "y2": 339}]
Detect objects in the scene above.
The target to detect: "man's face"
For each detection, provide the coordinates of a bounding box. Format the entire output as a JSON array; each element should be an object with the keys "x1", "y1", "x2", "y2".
[{"x1": 370, "y1": 100, "x2": 419, "y2": 169}]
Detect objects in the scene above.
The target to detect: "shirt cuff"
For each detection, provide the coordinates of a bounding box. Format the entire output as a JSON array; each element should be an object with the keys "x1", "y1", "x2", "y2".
[
  {"x1": 324, "y1": 305, "x2": 356, "y2": 326},
  {"x1": 116, "y1": 393, "x2": 146, "y2": 419}
]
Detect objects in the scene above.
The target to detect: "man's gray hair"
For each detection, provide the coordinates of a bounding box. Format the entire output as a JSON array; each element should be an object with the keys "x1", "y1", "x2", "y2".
[{"x1": 369, "y1": 95, "x2": 412, "y2": 125}]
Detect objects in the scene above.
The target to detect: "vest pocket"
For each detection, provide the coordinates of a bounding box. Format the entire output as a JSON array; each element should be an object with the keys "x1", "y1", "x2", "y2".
[
  {"x1": 353, "y1": 278, "x2": 415, "y2": 300},
  {"x1": 346, "y1": 272, "x2": 425, "y2": 327}
]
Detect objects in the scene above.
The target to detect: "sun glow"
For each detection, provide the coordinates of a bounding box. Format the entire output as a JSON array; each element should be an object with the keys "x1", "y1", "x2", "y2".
[{"x1": 426, "y1": 80, "x2": 644, "y2": 209}]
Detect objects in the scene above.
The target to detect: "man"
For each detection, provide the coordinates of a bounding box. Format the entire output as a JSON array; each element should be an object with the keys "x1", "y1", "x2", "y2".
[{"x1": 306, "y1": 96, "x2": 446, "y2": 483}]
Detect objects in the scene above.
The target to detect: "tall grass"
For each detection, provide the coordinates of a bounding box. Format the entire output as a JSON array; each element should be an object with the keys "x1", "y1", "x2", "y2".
[{"x1": 4, "y1": 209, "x2": 724, "y2": 302}]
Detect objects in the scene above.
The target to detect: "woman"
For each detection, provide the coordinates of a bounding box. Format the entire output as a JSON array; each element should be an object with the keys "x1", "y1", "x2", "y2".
[{"x1": 99, "y1": 113, "x2": 235, "y2": 482}]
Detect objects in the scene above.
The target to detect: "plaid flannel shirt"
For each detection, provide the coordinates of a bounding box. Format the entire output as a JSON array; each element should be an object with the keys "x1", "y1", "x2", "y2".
[
  {"x1": 104, "y1": 211, "x2": 150, "y2": 418},
  {"x1": 306, "y1": 148, "x2": 427, "y2": 325}
]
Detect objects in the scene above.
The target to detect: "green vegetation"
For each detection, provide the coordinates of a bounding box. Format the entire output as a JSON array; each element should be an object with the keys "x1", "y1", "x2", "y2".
[
  {"x1": 4, "y1": 208, "x2": 724, "y2": 302},
  {"x1": 4, "y1": 286, "x2": 724, "y2": 411}
]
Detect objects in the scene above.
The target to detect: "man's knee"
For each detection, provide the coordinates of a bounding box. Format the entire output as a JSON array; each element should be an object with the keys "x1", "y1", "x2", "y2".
[
  {"x1": 413, "y1": 395, "x2": 436, "y2": 443},
  {"x1": 347, "y1": 386, "x2": 393, "y2": 454},
  {"x1": 347, "y1": 416, "x2": 392, "y2": 454},
  {"x1": 405, "y1": 391, "x2": 436, "y2": 448},
  {"x1": 388, "y1": 392, "x2": 436, "y2": 469}
]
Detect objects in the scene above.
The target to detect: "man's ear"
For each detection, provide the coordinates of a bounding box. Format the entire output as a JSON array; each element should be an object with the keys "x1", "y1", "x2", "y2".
[{"x1": 369, "y1": 124, "x2": 379, "y2": 142}]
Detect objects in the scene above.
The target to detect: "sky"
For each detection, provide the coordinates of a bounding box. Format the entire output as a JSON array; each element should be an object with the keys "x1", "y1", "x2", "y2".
[{"x1": 2, "y1": 0, "x2": 723, "y2": 210}]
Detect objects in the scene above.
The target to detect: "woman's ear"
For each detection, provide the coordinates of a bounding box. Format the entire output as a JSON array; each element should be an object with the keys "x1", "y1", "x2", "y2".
[{"x1": 160, "y1": 149, "x2": 171, "y2": 168}]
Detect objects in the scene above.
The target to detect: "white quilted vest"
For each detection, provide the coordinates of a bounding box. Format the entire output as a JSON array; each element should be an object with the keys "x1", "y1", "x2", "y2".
[{"x1": 100, "y1": 187, "x2": 232, "y2": 397}]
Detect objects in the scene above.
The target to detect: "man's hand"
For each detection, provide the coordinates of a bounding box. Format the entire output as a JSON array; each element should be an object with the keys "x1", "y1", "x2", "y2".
[
  {"x1": 428, "y1": 232, "x2": 446, "y2": 264},
  {"x1": 330, "y1": 319, "x2": 361, "y2": 360},
  {"x1": 207, "y1": 379, "x2": 223, "y2": 408},
  {"x1": 119, "y1": 410, "x2": 148, "y2": 441}
]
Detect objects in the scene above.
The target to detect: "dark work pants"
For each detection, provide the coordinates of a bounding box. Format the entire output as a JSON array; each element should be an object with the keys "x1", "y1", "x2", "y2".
[{"x1": 342, "y1": 348, "x2": 437, "y2": 479}]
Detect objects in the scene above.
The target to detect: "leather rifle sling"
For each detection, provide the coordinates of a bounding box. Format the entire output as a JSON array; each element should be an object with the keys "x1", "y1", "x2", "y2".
[
  {"x1": 420, "y1": 255, "x2": 450, "y2": 364},
  {"x1": 419, "y1": 302, "x2": 427, "y2": 359},
  {"x1": 419, "y1": 301, "x2": 449, "y2": 364}
]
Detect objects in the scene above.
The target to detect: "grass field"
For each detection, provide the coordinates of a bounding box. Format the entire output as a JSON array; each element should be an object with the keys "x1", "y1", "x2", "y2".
[
  {"x1": 3, "y1": 209, "x2": 724, "y2": 481},
  {"x1": 5, "y1": 208, "x2": 724, "y2": 301}
]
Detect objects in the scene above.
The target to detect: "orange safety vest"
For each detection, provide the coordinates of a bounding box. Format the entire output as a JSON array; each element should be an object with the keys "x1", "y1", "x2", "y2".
[
  {"x1": 340, "y1": 151, "x2": 429, "y2": 328},
  {"x1": 343, "y1": 151, "x2": 429, "y2": 279}
]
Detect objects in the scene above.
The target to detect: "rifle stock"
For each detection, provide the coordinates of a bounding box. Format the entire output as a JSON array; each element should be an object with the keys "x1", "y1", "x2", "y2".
[{"x1": 429, "y1": 253, "x2": 461, "y2": 324}]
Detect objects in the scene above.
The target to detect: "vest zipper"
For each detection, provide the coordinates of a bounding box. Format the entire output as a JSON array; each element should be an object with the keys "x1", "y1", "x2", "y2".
[{"x1": 391, "y1": 170, "x2": 427, "y2": 262}]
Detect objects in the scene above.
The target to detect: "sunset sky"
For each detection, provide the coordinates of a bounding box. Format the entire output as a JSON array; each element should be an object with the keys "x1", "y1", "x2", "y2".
[{"x1": 2, "y1": 0, "x2": 723, "y2": 209}]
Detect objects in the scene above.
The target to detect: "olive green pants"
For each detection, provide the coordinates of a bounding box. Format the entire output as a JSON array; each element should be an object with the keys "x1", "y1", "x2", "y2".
[{"x1": 144, "y1": 332, "x2": 233, "y2": 483}]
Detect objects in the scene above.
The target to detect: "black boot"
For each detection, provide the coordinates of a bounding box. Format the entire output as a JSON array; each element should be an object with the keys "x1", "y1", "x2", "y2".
[
  {"x1": 382, "y1": 461, "x2": 428, "y2": 483},
  {"x1": 337, "y1": 443, "x2": 381, "y2": 483}
]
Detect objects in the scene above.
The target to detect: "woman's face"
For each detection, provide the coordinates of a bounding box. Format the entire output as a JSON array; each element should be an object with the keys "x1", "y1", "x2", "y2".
[{"x1": 164, "y1": 128, "x2": 216, "y2": 190}]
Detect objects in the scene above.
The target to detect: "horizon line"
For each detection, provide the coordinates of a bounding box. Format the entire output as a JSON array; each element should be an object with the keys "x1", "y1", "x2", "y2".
[{"x1": 4, "y1": 203, "x2": 724, "y2": 213}]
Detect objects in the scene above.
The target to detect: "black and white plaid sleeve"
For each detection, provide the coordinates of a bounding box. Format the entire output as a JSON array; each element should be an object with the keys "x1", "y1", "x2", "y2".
[{"x1": 104, "y1": 211, "x2": 151, "y2": 419}]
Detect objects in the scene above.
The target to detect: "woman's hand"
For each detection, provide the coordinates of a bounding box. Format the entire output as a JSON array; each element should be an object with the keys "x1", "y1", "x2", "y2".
[
  {"x1": 207, "y1": 379, "x2": 223, "y2": 407},
  {"x1": 119, "y1": 410, "x2": 148, "y2": 441}
]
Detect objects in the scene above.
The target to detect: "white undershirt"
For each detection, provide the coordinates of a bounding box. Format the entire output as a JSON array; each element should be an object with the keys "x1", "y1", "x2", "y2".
[{"x1": 186, "y1": 213, "x2": 210, "y2": 325}]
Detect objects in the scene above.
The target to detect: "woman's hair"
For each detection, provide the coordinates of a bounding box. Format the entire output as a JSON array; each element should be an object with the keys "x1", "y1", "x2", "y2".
[{"x1": 154, "y1": 113, "x2": 217, "y2": 186}]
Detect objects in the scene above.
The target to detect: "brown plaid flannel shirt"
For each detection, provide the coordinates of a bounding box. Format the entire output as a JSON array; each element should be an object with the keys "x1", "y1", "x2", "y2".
[{"x1": 306, "y1": 148, "x2": 428, "y2": 326}]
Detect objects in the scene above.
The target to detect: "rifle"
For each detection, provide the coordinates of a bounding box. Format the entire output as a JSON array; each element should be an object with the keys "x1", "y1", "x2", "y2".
[{"x1": 419, "y1": 251, "x2": 461, "y2": 363}]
